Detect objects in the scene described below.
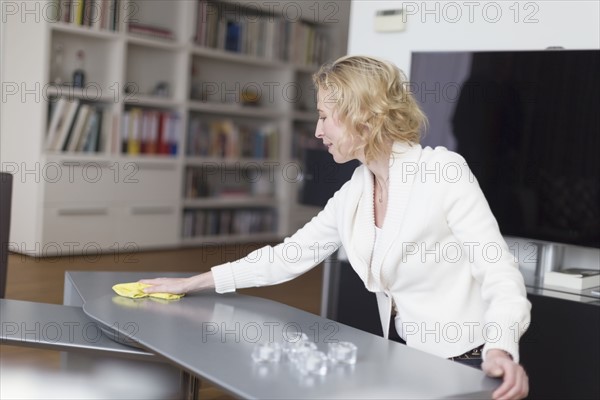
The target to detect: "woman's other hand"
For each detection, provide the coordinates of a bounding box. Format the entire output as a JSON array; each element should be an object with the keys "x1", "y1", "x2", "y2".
[{"x1": 482, "y1": 349, "x2": 529, "y2": 400}]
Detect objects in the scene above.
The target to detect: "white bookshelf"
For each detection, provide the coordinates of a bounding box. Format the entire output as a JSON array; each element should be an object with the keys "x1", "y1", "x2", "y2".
[{"x1": 1, "y1": 0, "x2": 350, "y2": 256}]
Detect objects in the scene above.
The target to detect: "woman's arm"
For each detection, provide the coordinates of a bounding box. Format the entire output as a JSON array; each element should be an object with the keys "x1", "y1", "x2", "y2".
[
  {"x1": 209, "y1": 182, "x2": 346, "y2": 293},
  {"x1": 441, "y1": 152, "x2": 531, "y2": 360},
  {"x1": 441, "y1": 152, "x2": 530, "y2": 399},
  {"x1": 138, "y1": 203, "x2": 341, "y2": 295},
  {"x1": 139, "y1": 171, "x2": 357, "y2": 295}
]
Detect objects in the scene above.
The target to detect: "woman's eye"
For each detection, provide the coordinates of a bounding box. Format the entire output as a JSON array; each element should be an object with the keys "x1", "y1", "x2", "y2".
[{"x1": 319, "y1": 116, "x2": 326, "y2": 121}]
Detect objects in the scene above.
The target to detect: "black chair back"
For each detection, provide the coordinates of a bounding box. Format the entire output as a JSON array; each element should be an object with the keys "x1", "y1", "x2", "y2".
[{"x1": 0, "y1": 172, "x2": 13, "y2": 298}]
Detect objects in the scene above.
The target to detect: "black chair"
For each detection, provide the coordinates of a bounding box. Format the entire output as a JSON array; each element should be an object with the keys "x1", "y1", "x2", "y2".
[{"x1": 1, "y1": 172, "x2": 13, "y2": 298}]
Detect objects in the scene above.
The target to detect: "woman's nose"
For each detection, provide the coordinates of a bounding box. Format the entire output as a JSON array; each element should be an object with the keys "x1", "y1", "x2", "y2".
[{"x1": 315, "y1": 120, "x2": 324, "y2": 138}]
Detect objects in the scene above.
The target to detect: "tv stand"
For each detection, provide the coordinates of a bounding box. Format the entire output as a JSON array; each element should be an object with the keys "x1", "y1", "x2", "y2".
[{"x1": 534, "y1": 241, "x2": 566, "y2": 286}]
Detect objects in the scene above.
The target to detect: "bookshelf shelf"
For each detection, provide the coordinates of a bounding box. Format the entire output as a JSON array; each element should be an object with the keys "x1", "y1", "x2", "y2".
[
  {"x1": 292, "y1": 110, "x2": 317, "y2": 122},
  {"x1": 50, "y1": 22, "x2": 121, "y2": 40},
  {"x1": 294, "y1": 65, "x2": 320, "y2": 74},
  {"x1": 126, "y1": 35, "x2": 184, "y2": 50},
  {"x1": 185, "y1": 157, "x2": 278, "y2": 166},
  {"x1": 2, "y1": 0, "x2": 349, "y2": 256},
  {"x1": 183, "y1": 198, "x2": 277, "y2": 208},
  {"x1": 44, "y1": 152, "x2": 115, "y2": 164},
  {"x1": 45, "y1": 85, "x2": 116, "y2": 103},
  {"x1": 191, "y1": 46, "x2": 322, "y2": 73},
  {"x1": 188, "y1": 101, "x2": 284, "y2": 118},
  {"x1": 191, "y1": 45, "x2": 289, "y2": 69},
  {"x1": 124, "y1": 95, "x2": 182, "y2": 108},
  {"x1": 181, "y1": 233, "x2": 280, "y2": 246},
  {"x1": 115, "y1": 155, "x2": 180, "y2": 165},
  {"x1": 45, "y1": 155, "x2": 178, "y2": 170}
]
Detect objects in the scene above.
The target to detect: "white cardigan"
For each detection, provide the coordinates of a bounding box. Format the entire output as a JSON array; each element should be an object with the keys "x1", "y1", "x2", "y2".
[{"x1": 211, "y1": 143, "x2": 531, "y2": 361}]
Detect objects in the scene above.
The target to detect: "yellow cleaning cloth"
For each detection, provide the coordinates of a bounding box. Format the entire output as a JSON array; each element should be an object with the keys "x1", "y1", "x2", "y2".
[{"x1": 112, "y1": 282, "x2": 184, "y2": 300}]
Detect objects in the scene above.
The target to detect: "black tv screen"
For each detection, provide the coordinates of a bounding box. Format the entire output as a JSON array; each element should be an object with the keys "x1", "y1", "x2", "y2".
[{"x1": 410, "y1": 50, "x2": 600, "y2": 248}]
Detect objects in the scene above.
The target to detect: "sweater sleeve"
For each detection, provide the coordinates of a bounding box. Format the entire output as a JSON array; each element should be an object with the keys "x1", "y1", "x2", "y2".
[
  {"x1": 441, "y1": 152, "x2": 531, "y2": 363},
  {"x1": 211, "y1": 180, "x2": 348, "y2": 294}
]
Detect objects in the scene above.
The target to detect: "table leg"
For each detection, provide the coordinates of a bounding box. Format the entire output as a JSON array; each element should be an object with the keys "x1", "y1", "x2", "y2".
[{"x1": 180, "y1": 370, "x2": 200, "y2": 400}]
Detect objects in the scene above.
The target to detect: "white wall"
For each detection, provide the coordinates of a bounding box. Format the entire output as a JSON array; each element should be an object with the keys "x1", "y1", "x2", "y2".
[{"x1": 348, "y1": 0, "x2": 600, "y2": 74}]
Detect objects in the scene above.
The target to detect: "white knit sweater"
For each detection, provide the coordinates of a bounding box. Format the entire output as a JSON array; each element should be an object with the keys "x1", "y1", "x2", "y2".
[{"x1": 211, "y1": 142, "x2": 531, "y2": 361}]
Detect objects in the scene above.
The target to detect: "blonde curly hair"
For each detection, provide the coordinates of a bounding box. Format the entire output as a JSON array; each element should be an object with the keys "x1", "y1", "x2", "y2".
[{"x1": 313, "y1": 55, "x2": 427, "y2": 163}]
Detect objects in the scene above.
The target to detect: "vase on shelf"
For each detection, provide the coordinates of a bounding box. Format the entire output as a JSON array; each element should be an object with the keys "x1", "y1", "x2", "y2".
[{"x1": 72, "y1": 50, "x2": 86, "y2": 88}]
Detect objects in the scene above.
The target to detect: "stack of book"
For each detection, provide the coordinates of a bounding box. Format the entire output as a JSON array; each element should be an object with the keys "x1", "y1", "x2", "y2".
[
  {"x1": 45, "y1": 98, "x2": 110, "y2": 153},
  {"x1": 50, "y1": 0, "x2": 121, "y2": 31},
  {"x1": 187, "y1": 117, "x2": 278, "y2": 159},
  {"x1": 128, "y1": 23, "x2": 175, "y2": 40},
  {"x1": 182, "y1": 208, "x2": 277, "y2": 238},
  {"x1": 120, "y1": 108, "x2": 180, "y2": 156},
  {"x1": 544, "y1": 268, "x2": 600, "y2": 290},
  {"x1": 194, "y1": 0, "x2": 327, "y2": 66},
  {"x1": 184, "y1": 165, "x2": 274, "y2": 199}
]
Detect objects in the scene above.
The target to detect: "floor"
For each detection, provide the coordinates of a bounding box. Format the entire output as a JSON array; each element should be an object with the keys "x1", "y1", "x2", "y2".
[{"x1": 0, "y1": 243, "x2": 324, "y2": 399}]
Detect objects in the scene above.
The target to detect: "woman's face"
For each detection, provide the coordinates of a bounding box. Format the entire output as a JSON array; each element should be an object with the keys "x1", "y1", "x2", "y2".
[{"x1": 315, "y1": 88, "x2": 356, "y2": 164}]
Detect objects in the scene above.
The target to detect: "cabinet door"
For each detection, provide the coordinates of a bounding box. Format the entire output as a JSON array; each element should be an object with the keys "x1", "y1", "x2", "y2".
[
  {"x1": 43, "y1": 161, "x2": 120, "y2": 204},
  {"x1": 114, "y1": 162, "x2": 180, "y2": 204},
  {"x1": 41, "y1": 205, "x2": 117, "y2": 255},
  {"x1": 115, "y1": 204, "x2": 179, "y2": 248},
  {"x1": 520, "y1": 293, "x2": 600, "y2": 399}
]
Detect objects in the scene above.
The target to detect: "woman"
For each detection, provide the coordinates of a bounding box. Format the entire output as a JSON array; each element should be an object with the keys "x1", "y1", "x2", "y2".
[{"x1": 141, "y1": 55, "x2": 530, "y2": 399}]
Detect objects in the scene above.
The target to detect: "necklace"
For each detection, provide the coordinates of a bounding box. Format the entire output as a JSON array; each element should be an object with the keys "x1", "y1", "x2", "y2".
[{"x1": 375, "y1": 177, "x2": 389, "y2": 203}]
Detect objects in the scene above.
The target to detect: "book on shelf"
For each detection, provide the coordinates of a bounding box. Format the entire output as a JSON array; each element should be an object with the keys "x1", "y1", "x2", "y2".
[
  {"x1": 210, "y1": 120, "x2": 237, "y2": 158},
  {"x1": 194, "y1": 0, "x2": 327, "y2": 66},
  {"x1": 48, "y1": 98, "x2": 80, "y2": 151},
  {"x1": 225, "y1": 20, "x2": 241, "y2": 52},
  {"x1": 46, "y1": 98, "x2": 70, "y2": 150},
  {"x1": 167, "y1": 114, "x2": 181, "y2": 155},
  {"x1": 544, "y1": 268, "x2": 600, "y2": 290},
  {"x1": 182, "y1": 208, "x2": 277, "y2": 238},
  {"x1": 184, "y1": 165, "x2": 274, "y2": 199},
  {"x1": 120, "y1": 111, "x2": 130, "y2": 153},
  {"x1": 81, "y1": 109, "x2": 103, "y2": 152},
  {"x1": 157, "y1": 112, "x2": 169, "y2": 155},
  {"x1": 127, "y1": 108, "x2": 142, "y2": 155},
  {"x1": 128, "y1": 22, "x2": 175, "y2": 40},
  {"x1": 47, "y1": 99, "x2": 108, "y2": 153},
  {"x1": 220, "y1": 210, "x2": 232, "y2": 235},
  {"x1": 50, "y1": 0, "x2": 120, "y2": 31},
  {"x1": 187, "y1": 117, "x2": 278, "y2": 159},
  {"x1": 121, "y1": 108, "x2": 180, "y2": 156},
  {"x1": 65, "y1": 104, "x2": 92, "y2": 152},
  {"x1": 140, "y1": 110, "x2": 158, "y2": 154}
]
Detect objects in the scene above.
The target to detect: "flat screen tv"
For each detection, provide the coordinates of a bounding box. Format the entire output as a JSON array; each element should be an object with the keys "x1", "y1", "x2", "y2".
[{"x1": 410, "y1": 50, "x2": 600, "y2": 248}]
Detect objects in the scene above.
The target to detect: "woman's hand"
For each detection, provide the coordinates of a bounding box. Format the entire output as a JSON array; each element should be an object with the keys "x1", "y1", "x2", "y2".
[
  {"x1": 482, "y1": 349, "x2": 529, "y2": 400},
  {"x1": 139, "y1": 272, "x2": 215, "y2": 295}
]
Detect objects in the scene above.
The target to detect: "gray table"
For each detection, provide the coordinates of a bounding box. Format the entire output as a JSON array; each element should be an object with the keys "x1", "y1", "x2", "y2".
[
  {"x1": 72, "y1": 271, "x2": 499, "y2": 399},
  {"x1": 0, "y1": 298, "x2": 153, "y2": 360}
]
